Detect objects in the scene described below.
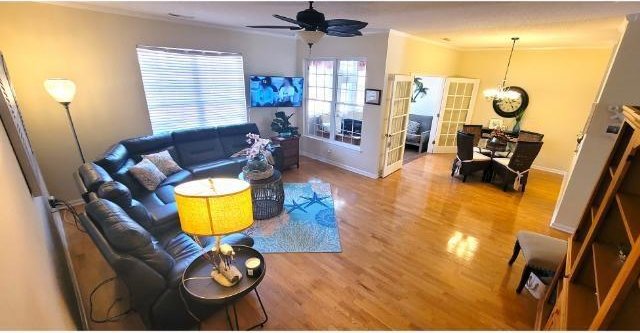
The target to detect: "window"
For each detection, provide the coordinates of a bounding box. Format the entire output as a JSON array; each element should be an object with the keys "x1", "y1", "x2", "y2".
[
  {"x1": 306, "y1": 59, "x2": 366, "y2": 146},
  {"x1": 136, "y1": 45, "x2": 247, "y2": 134}
]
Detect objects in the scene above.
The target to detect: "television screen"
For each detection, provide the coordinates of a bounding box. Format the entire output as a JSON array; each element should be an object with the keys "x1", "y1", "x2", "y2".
[{"x1": 249, "y1": 75, "x2": 304, "y2": 107}]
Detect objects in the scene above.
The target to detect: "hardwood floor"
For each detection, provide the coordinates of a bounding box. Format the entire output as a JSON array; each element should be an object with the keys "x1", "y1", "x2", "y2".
[{"x1": 63, "y1": 153, "x2": 568, "y2": 330}]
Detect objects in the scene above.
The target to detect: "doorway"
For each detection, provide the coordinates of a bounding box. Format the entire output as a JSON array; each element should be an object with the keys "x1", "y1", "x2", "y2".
[{"x1": 403, "y1": 75, "x2": 445, "y2": 165}]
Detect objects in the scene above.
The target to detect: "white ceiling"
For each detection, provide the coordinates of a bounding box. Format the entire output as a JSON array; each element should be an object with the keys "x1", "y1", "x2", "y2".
[{"x1": 68, "y1": 1, "x2": 640, "y2": 49}]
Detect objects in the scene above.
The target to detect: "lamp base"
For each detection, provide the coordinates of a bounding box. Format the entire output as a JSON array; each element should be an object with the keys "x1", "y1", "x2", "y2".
[{"x1": 211, "y1": 264, "x2": 243, "y2": 287}]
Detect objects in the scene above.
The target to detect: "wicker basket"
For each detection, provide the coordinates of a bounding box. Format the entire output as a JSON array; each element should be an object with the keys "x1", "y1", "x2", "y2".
[{"x1": 242, "y1": 164, "x2": 274, "y2": 180}]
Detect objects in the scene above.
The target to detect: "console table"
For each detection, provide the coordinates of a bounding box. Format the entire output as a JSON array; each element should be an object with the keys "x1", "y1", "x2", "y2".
[{"x1": 271, "y1": 136, "x2": 299, "y2": 169}]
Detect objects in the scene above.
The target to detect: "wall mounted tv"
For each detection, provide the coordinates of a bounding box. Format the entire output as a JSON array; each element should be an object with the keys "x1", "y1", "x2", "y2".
[{"x1": 249, "y1": 75, "x2": 304, "y2": 107}]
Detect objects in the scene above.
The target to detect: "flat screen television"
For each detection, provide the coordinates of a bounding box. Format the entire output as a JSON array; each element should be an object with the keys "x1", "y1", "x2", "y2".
[{"x1": 249, "y1": 75, "x2": 304, "y2": 107}]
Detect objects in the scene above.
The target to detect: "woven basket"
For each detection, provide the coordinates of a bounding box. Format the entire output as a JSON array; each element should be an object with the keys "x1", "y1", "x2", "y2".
[{"x1": 242, "y1": 164, "x2": 274, "y2": 180}]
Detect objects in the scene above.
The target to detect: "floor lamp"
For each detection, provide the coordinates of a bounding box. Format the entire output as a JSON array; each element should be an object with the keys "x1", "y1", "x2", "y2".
[{"x1": 44, "y1": 78, "x2": 86, "y2": 163}]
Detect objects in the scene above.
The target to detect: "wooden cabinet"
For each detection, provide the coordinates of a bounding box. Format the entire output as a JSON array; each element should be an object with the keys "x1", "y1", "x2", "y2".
[
  {"x1": 271, "y1": 136, "x2": 299, "y2": 170},
  {"x1": 537, "y1": 105, "x2": 640, "y2": 330}
]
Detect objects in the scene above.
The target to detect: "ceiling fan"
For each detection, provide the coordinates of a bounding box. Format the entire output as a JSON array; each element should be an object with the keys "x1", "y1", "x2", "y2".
[{"x1": 247, "y1": 1, "x2": 368, "y2": 48}]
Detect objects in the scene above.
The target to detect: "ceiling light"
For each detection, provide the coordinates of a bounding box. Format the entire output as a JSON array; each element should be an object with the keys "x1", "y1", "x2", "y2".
[
  {"x1": 483, "y1": 37, "x2": 520, "y2": 101},
  {"x1": 298, "y1": 30, "x2": 325, "y2": 50}
]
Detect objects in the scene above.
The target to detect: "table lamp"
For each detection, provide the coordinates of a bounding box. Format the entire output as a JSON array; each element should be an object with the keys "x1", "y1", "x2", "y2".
[
  {"x1": 174, "y1": 178, "x2": 254, "y2": 287},
  {"x1": 44, "y1": 78, "x2": 86, "y2": 163}
]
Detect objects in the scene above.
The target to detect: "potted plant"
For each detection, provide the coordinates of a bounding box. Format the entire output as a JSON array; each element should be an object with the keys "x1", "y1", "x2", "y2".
[{"x1": 270, "y1": 111, "x2": 299, "y2": 138}]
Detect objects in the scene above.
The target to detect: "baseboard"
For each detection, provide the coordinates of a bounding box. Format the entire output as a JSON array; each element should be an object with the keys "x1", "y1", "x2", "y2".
[
  {"x1": 532, "y1": 164, "x2": 567, "y2": 176},
  {"x1": 300, "y1": 151, "x2": 379, "y2": 179},
  {"x1": 67, "y1": 198, "x2": 85, "y2": 207},
  {"x1": 550, "y1": 221, "x2": 576, "y2": 234}
]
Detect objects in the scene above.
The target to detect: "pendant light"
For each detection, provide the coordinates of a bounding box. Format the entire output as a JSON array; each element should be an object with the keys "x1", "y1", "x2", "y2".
[{"x1": 483, "y1": 37, "x2": 520, "y2": 101}]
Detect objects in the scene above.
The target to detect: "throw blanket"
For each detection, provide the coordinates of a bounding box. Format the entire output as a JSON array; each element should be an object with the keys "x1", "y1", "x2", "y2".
[{"x1": 231, "y1": 148, "x2": 275, "y2": 165}]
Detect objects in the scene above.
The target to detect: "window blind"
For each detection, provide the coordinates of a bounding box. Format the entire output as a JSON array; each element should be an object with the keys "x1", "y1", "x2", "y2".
[{"x1": 136, "y1": 46, "x2": 247, "y2": 134}]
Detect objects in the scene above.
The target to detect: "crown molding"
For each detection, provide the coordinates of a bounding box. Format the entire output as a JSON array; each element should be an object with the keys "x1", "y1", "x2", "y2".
[
  {"x1": 40, "y1": 1, "x2": 297, "y2": 40},
  {"x1": 460, "y1": 44, "x2": 616, "y2": 52},
  {"x1": 389, "y1": 29, "x2": 462, "y2": 51}
]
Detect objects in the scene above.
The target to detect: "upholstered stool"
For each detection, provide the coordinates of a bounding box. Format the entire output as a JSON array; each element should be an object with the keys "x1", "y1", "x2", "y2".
[{"x1": 508, "y1": 231, "x2": 567, "y2": 293}]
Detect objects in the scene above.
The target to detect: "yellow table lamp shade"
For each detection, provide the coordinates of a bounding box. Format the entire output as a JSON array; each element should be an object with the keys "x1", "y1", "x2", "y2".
[{"x1": 174, "y1": 178, "x2": 253, "y2": 236}]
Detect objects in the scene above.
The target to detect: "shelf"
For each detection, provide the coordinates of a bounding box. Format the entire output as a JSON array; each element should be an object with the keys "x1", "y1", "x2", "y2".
[
  {"x1": 565, "y1": 280, "x2": 598, "y2": 329},
  {"x1": 569, "y1": 238, "x2": 583, "y2": 272},
  {"x1": 592, "y1": 242, "x2": 625, "y2": 306},
  {"x1": 615, "y1": 193, "x2": 640, "y2": 242},
  {"x1": 608, "y1": 282, "x2": 640, "y2": 329}
]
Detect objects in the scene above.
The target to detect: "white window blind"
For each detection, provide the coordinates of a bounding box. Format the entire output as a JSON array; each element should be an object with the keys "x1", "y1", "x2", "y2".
[{"x1": 136, "y1": 46, "x2": 247, "y2": 134}]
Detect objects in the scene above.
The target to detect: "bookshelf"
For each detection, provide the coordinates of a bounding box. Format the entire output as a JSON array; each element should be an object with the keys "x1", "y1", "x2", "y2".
[{"x1": 536, "y1": 105, "x2": 640, "y2": 330}]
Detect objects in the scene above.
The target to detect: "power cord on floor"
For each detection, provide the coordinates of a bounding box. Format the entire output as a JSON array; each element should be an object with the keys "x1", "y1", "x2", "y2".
[
  {"x1": 51, "y1": 198, "x2": 87, "y2": 234},
  {"x1": 89, "y1": 276, "x2": 134, "y2": 323}
]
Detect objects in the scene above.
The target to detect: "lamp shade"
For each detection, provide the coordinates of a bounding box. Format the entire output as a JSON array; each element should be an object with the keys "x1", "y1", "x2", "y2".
[
  {"x1": 44, "y1": 78, "x2": 76, "y2": 103},
  {"x1": 174, "y1": 178, "x2": 253, "y2": 236},
  {"x1": 298, "y1": 30, "x2": 325, "y2": 46}
]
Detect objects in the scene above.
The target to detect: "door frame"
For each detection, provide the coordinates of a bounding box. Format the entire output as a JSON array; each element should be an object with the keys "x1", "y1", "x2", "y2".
[
  {"x1": 429, "y1": 77, "x2": 480, "y2": 153},
  {"x1": 408, "y1": 73, "x2": 447, "y2": 154}
]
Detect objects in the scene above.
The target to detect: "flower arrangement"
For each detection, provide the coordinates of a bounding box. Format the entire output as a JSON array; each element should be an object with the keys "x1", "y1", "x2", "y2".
[{"x1": 246, "y1": 133, "x2": 270, "y2": 160}]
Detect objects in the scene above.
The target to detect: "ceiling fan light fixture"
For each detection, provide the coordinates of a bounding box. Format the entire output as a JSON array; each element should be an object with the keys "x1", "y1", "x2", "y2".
[{"x1": 298, "y1": 30, "x2": 325, "y2": 48}]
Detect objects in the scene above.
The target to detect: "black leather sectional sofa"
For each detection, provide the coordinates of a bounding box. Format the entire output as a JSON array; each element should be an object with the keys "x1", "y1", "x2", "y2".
[{"x1": 75, "y1": 123, "x2": 281, "y2": 329}]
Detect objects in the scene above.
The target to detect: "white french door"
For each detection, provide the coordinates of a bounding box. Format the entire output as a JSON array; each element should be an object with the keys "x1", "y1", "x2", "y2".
[
  {"x1": 429, "y1": 78, "x2": 480, "y2": 153},
  {"x1": 381, "y1": 74, "x2": 413, "y2": 177}
]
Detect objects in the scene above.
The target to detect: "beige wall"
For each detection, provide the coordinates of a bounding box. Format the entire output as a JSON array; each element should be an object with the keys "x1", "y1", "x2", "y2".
[
  {"x1": 0, "y1": 3, "x2": 297, "y2": 200},
  {"x1": 458, "y1": 47, "x2": 613, "y2": 172},
  {"x1": 385, "y1": 30, "x2": 460, "y2": 76},
  {"x1": 0, "y1": 119, "x2": 77, "y2": 329}
]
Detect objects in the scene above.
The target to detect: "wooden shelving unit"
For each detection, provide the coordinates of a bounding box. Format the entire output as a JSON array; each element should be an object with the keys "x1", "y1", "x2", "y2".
[{"x1": 536, "y1": 106, "x2": 640, "y2": 330}]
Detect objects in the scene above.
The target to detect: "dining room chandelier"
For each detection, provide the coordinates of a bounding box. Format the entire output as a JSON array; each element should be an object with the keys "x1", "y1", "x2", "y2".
[{"x1": 483, "y1": 37, "x2": 520, "y2": 101}]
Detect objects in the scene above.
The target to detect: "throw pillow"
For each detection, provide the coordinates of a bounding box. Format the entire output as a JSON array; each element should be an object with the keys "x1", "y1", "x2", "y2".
[
  {"x1": 129, "y1": 158, "x2": 167, "y2": 191},
  {"x1": 407, "y1": 120, "x2": 421, "y2": 135},
  {"x1": 142, "y1": 150, "x2": 183, "y2": 176}
]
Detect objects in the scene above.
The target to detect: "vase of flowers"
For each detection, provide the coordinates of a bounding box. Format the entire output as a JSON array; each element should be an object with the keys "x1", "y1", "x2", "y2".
[{"x1": 245, "y1": 133, "x2": 271, "y2": 172}]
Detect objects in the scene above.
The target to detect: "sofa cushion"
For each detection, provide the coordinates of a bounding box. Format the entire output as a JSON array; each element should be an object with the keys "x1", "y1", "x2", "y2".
[
  {"x1": 143, "y1": 150, "x2": 183, "y2": 176},
  {"x1": 135, "y1": 189, "x2": 179, "y2": 233},
  {"x1": 406, "y1": 133, "x2": 421, "y2": 143},
  {"x1": 159, "y1": 169, "x2": 192, "y2": 187},
  {"x1": 172, "y1": 127, "x2": 227, "y2": 167},
  {"x1": 218, "y1": 123, "x2": 259, "y2": 156},
  {"x1": 187, "y1": 159, "x2": 246, "y2": 178},
  {"x1": 85, "y1": 199, "x2": 174, "y2": 276},
  {"x1": 96, "y1": 143, "x2": 130, "y2": 173},
  {"x1": 78, "y1": 162, "x2": 113, "y2": 192},
  {"x1": 97, "y1": 181, "x2": 132, "y2": 208},
  {"x1": 129, "y1": 158, "x2": 167, "y2": 191}
]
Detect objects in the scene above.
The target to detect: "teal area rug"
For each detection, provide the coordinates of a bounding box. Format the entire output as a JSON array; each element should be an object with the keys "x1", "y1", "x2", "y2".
[{"x1": 246, "y1": 183, "x2": 342, "y2": 253}]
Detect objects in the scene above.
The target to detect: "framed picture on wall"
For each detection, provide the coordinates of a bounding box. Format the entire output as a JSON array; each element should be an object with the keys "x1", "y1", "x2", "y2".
[
  {"x1": 365, "y1": 89, "x2": 381, "y2": 105},
  {"x1": 488, "y1": 118, "x2": 504, "y2": 129}
]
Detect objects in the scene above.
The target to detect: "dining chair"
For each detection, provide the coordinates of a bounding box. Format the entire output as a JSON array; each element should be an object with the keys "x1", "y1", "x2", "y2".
[
  {"x1": 508, "y1": 231, "x2": 567, "y2": 293},
  {"x1": 490, "y1": 141, "x2": 544, "y2": 192},
  {"x1": 517, "y1": 130, "x2": 544, "y2": 142},
  {"x1": 462, "y1": 124, "x2": 485, "y2": 153},
  {"x1": 451, "y1": 131, "x2": 491, "y2": 182}
]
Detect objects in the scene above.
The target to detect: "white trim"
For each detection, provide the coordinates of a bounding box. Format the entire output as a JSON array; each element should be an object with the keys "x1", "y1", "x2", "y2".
[
  {"x1": 389, "y1": 29, "x2": 461, "y2": 51},
  {"x1": 531, "y1": 164, "x2": 567, "y2": 176},
  {"x1": 303, "y1": 135, "x2": 362, "y2": 152},
  {"x1": 462, "y1": 44, "x2": 616, "y2": 52},
  {"x1": 300, "y1": 151, "x2": 378, "y2": 179},
  {"x1": 550, "y1": 221, "x2": 576, "y2": 234}
]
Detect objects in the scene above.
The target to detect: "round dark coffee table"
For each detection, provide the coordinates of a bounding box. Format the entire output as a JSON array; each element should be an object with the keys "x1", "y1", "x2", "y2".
[
  {"x1": 181, "y1": 245, "x2": 268, "y2": 330},
  {"x1": 239, "y1": 169, "x2": 285, "y2": 220}
]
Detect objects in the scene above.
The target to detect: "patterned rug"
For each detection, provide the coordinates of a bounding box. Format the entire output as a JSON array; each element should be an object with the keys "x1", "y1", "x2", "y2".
[{"x1": 246, "y1": 182, "x2": 342, "y2": 253}]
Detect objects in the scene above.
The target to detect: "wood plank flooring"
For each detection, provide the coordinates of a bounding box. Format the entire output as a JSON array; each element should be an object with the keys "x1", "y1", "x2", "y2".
[{"x1": 62, "y1": 153, "x2": 568, "y2": 330}]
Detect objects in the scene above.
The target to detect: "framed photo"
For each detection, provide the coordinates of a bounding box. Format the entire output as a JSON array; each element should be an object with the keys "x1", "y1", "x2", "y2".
[
  {"x1": 365, "y1": 89, "x2": 381, "y2": 105},
  {"x1": 488, "y1": 118, "x2": 504, "y2": 129}
]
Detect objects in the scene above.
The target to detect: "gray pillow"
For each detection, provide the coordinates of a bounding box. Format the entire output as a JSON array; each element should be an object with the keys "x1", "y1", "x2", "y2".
[
  {"x1": 142, "y1": 150, "x2": 183, "y2": 176},
  {"x1": 407, "y1": 120, "x2": 421, "y2": 135},
  {"x1": 129, "y1": 158, "x2": 167, "y2": 191}
]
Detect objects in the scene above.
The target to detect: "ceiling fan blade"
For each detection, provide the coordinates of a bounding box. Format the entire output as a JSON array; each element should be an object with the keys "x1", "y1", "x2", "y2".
[
  {"x1": 326, "y1": 30, "x2": 363, "y2": 37},
  {"x1": 247, "y1": 25, "x2": 302, "y2": 30},
  {"x1": 273, "y1": 14, "x2": 314, "y2": 29},
  {"x1": 325, "y1": 19, "x2": 368, "y2": 30}
]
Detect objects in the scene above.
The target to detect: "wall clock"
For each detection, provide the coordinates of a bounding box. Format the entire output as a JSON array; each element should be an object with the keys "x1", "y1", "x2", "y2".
[{"x1": 492, "y1": 86, "x2": 529, "y2": 118}]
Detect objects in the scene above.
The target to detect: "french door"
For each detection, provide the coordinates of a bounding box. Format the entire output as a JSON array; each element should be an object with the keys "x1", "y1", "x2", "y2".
[
  {"x1": 429, "y1": 78, "x2": 480, "y2": 153},
  {"x1": 381, "y1": 74, "x2": 413, "y2": 177}
]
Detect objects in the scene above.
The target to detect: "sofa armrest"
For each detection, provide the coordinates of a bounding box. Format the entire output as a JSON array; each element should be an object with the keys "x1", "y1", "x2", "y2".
[{"x1": 420, "y1": 130, "x2": 431, "y2": 152}]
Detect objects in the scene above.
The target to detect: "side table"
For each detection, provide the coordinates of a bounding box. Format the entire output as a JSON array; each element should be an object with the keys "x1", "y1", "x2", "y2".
[
  {"x1": 271, "y1": 136, "x2": 299, "y2": 169},
  {"x1": 181, "y1": 245, "x2": 268, "y2": 330},
  {"x1": 239, "y1": 169, "x2": 285, "y2": 220}
]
